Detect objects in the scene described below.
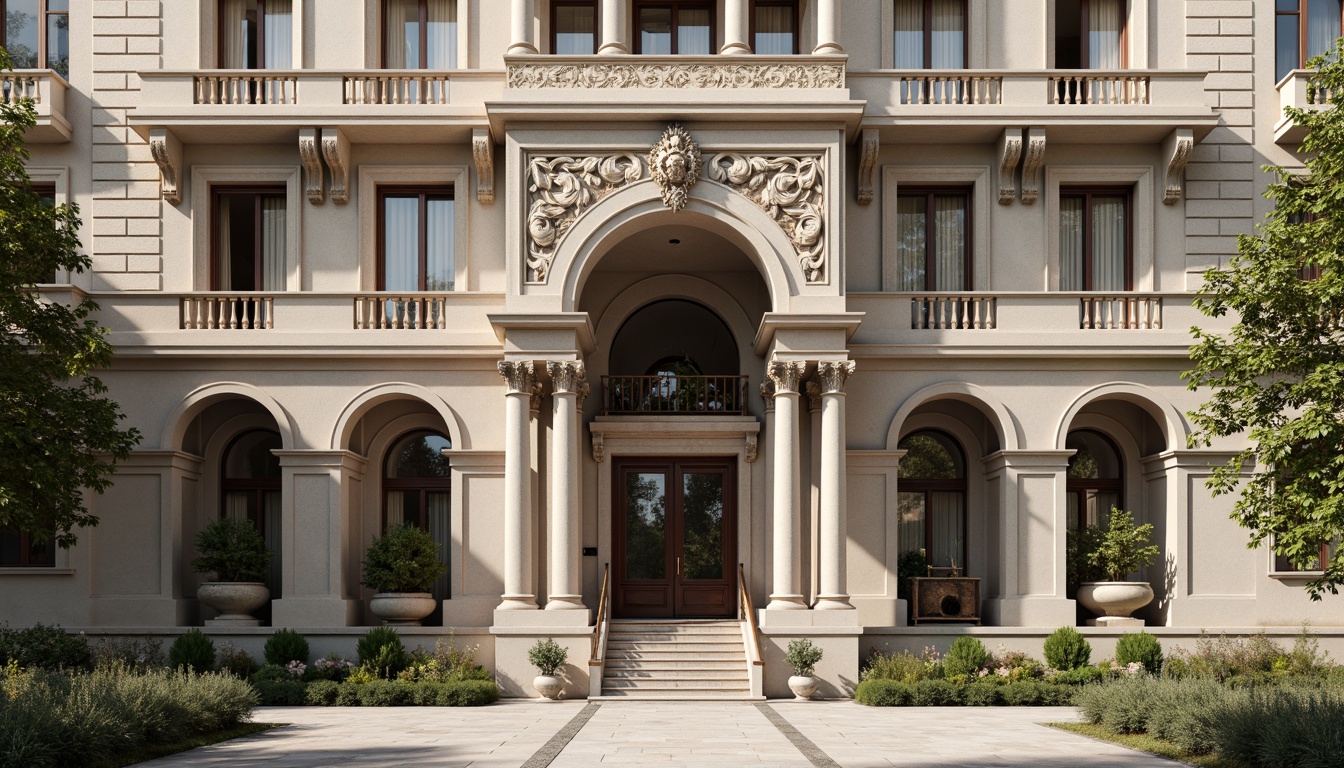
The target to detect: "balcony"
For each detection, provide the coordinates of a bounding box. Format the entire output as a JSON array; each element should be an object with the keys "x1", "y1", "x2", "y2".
[
  {"x1": 850, "y1": 69, "x2": 1216, "y2": 143},
  {"x1": 601, "y1": 375, "x2": 750, "y2": 416},
  {"x1": 1, "y1": 70, "x2": 71, "y2": 142},
  {"x1": 1275, "y1": 69, "x2": 1333, "y2": 145},
  {"x1": 129, "y1": 70, "x2": 504, "y2": 143}
]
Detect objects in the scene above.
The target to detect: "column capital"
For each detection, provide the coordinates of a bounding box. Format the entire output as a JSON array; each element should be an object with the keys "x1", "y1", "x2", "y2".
[
  {"x1": 767, "y1": 359, "x2": 806, "y2": 393},
  {"x1": 817, "y1": 360, "x2": 856, "y2": 394},
  {"x1": 498, "y1": 360, "x2": 535, "y2": 394},
  {"x1": 546, "y1": 360, "x2": 586, "y2": 394}
]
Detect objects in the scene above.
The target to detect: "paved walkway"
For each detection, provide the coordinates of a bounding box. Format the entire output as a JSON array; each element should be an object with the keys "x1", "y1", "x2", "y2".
[{"x1": 134, "y1": 702, "x2": 1186, "y2": 768}]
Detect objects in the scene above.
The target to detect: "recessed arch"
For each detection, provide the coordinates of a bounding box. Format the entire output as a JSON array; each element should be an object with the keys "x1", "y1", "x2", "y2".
[
  {"x1": 1053, "y1": 382, "x2": 1186, "y2": 454},
  {"x1": 592, "y1": 275, "x2": 759, "y2": 373},
  {"x1": 331, "y1": 383, "x2": 468, "y2": 452},
  {"x1": 161, "y1": 382, "x2": 296, "y2": 452},
  {"x1": 886, "y1": 382, "x2": 1020, "y2": 453}
]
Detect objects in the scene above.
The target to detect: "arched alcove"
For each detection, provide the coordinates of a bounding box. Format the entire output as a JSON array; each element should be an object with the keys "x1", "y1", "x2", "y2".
[{"x1": 609, "y1": 299, "x2": 738, "y2": 377}]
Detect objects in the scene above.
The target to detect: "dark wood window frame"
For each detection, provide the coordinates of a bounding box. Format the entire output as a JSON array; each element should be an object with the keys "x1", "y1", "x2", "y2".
[
  {"x1": 1275, "y1": 541, "x2": 1332, "y2": 573},
  {"x1": 633, "y1": 1, "x2": 716, "y2": 55},
  {"x1": 1060, "y1": 185, "x2": 1134, "y2": 291},
  {"x1": 1277, "y1": 0, "x2": 1343, "y2": 80},
  {"x1": 209, "y1": 185, "x2": 286, "y2": 292},
  {"x1": 1, "y1": 0, "x2": 68, "y2": 73},
  {"x1": 897, "y1": 429, "x2": 969, "y2": 574},
  {"x1": 381, "y1": 430, "x2": 453, "y2": 532},
  {"x1": 1, "y1": 526, "x2": 56, "y2": 567},
  {"x1": 749, "y1": 0, "x2": 800, "y2": 55},
  {"x1": 1055, "y1": 0, "x2": 1128, "y2": 69},
  {"x1": 220, "y1": 429, "x2": 281, "y2": 531},
  {"x1": 1066, "y1": 429, "x2": 1124, "y2": 530},
  {"x1": 896, "y1": 186, "x2": 974, "y2": 291},
  {"x1": 894, "y1": 0, "x2": 969, "y2": 69},
  {"x1": 550, "y1": 0, "x2": 600, "y2": 55},
  {"x1": 376, "y1": 185, "x2": 455, "y2": 291}
]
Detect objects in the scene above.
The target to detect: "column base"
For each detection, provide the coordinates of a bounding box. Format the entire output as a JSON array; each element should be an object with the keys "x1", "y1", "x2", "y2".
[
  {"x1": 496, "y1": 595, "x2": 539, "y2": 611},
  {"x1": 545, "y1": 595, "x2": 587, "y2": 610},
  {"x1": 507, "y1": 43, "x2": 539, "y2": 55},
  {"x1": 597, "y1": 42, "x2": 629, "y2": 55},
  {"x1": 813, "y1": 596, "x2": 854, "y2": 611},
  {"x1": 812, "y1": 43, "x2": 843, "y2": 54},
  {"x1": 766, "y1": 594, "x2": 808, "y2": 610},
  {"x1": 720, "y1": 42, "x2": 752, "y2": 55}
]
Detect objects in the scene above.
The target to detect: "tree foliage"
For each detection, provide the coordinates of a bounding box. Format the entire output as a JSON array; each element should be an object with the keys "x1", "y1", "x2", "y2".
[
  {"x1": 1186, "y1": 43, "x2": 1344, "y2": 598},
  {"x1": 0, "y1": 50, "x2": 140, "y2": 548}
]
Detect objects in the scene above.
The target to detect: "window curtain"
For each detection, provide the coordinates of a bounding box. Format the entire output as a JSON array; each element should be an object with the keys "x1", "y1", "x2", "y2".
[
  {"x1": 1087, "y1": 0, "x2": 1123, "y2": 69},
  {"x1": 555, "y1": 5, "x2": 596, "y2": 54},
  {"x1": 386, "y1": 491, "x2": 406, "y2": 527},
  {"x1": 933, "y1": 195, "x2": 965, "y2": 291},
  {"x1": 893, "y1": 0, "x2": 924, "y2": 68},
  {"x1": 1082, "y1": 491, "x2": 1119, "y2": 529},
  {"x1": 263, "y1": 0, "x2": 293, "y2": 68},
  {"x1": 1059, "y1": 196, "x2": 1084, "y2": 290},
  {"x1": 897, "y1": 491, "x2": 926, "y2": 557},
  {"x1": 384, "y1": 0, "x2": 416, "y2": 67},
  {"x1": 383, "y1": 196, "x2": 419, "y2": 290},
  {"x1": 1308, "y1": 0, "x2": 1343, "y2": 61},
  {"x1": 426, "y1": 198, "x2": 454, "y2": 291},
  {"x1": 264, "y1": 491, "x2": 281, "y2": 595},
  {"x1": 894, "y1": 196, "x2": 926, "y2": 291},
  {"x1": 930, "y1": 491, "x2": 964, "y2": 570},
  {"x1": 678, "y1": 7, "x2": 712, "y2": 54},
  {"x1": 219, "y1": 0, "x2": 249, "y2": 68},
  {"x1": 639, "y1": 7, "x2": 673, "y2": 54},
  {"x1": 1091, "y1": 195, "x2": 1126, "y2": 291},
  {"x1": 930, "y1": 0, "x2": 965, "y2": 68},
  {"x1": 215, "y1": 200, "x2": 232, "y2": 290},
  {"x1": 754, "y1": 5, "x2": 794, "y2": 55},
  {"x1": 427, "y1": 0, "x2": 457, "y2": 69},
  {"x1": 261, "y1": 196, "x2": 286, "y2": 291},
  {"x1": 224, "y1": 492, "x2": 250, "y2": 522},
  {"x1": 428, "y1": 492, "x2": 451, "y2": 599}
]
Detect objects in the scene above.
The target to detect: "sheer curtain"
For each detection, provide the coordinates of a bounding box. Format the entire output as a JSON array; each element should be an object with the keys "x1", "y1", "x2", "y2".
[
  {"x1": 897, "y1": 492, "x2": 926, "y2": 560},
  {"x1": 383, "y1": 197, "x2": 419, "y2": 290},
  {"x1": 261, "y1": 197, "x2": 286, "y2": 291},
  {"x1": 894, "y1": 196, "x2": 926, "y2": 291},
  {"x1": 426, "y1": 198, "x2": 454, "y2": 291},
  {"x1": 386, "y1": 491, "x2": 405, "y2": 527},
  {"x1": 384, "y1": 0, "x2": 415, "y2": 67},
  {"x1": 1091, "y1": 196, "x2": 1126, "y2": 291},
  {"x1": 219, "y1": 0, "x2": 248, "y2": 67},
  {"x1": 678, "y1": 7, "x2": 712, "y2": 54},
  {"x1": 224, "y1": 493, "x2": 249, "y2": 521},
  {"x1": 427, "y1": 0, "x2": 458, "y2": 69},
  {"x1": 933, "y1": 195, "x2": 965, "y2": 291},
  {"x1": 556, "y1": 4, "x2": 596, "y2": 54},
  {"x1": 930, "y1": 492, "x2": 965, "y2": 571},
  {"x1": 215, "y1": 201, "x2": 232, "y2": 290},
  {"x1": 639, "y1": 7, "x2": 673, "y2": 54},
  {"x1": 1088, "y1": 0, "x2": 1123, "y2": 69},
  {"x1": 930, "y1": 0, "x2": 965, "y2": 68},
  {"x1": 1308, "y1": 0, "x2": 1343, "y2": 61},
  {"x1": 428, "y1": 492, "x2": 451, "y2": 599},
  {"x1": 754, "y1": 4, "x2": 794, "y2": 55},
  {"x1": 893, "y1": 0, "x2": 924, "y2": 68},
  {"x1": 264, "y1": 0, "x2": 293, "y2": 68},
  {"x1": 1059, "y1": 196, "x2": 1084, "y2": 290}
]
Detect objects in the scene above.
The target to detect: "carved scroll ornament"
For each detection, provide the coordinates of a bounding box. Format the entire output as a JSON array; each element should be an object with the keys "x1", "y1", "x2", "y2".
[
  {"x1": 525, "y1": 154, "x2": 645, "y2": 283},
  {"x1": 708, "y1": 154, "x2": 827, "y2": 283},
  {"x1": 507, "y1": 62, "x2": 845, "y2": 90}
]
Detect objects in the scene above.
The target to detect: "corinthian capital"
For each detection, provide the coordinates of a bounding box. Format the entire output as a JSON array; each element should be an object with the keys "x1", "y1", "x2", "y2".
[
  {"x1": 546, "y1": 360, "x2": 586, "y2": 394},
  {"x1": 497, "y1": 360, "x2": 535, "y2": 394},
  {"x1": 767, "y1": 360, "x2": 806, "y2": 393},
  {"x1": 817, "y1": 360, "x2": 856, "y2": 394}
]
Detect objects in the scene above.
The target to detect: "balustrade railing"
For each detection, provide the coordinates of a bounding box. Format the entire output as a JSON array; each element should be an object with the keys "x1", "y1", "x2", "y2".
[
  {"x1": 345, "y1": 75, "x2": 451, "y2": 105},
  {"x1": 180, "y1": 296, "x2": 273, "y2": 329},
  {"x1": 1051, "y1": 74, "x2": 1150, "y2": 105},
  {"x1": 911, "y1": 296, "x2": 996, "y2": 329},
  {"x1": 898, "y1": 74, "x2": 1001, "y2": 105},
  {"x1": 1080, "y1": 296, "x2": 1162, "y2": 329},
  {"x1": 602, "y1": 375, "x2": 749, "y2": 415},
  {"x1": 194, "y1": 74, "x2": 298, "y2": 105},
  {"x1": 354, "y1": 295, "x2": 450, "y2": 329},
  {"x1": 1, "y1": 74, "x2": 40, "y2": 104}
]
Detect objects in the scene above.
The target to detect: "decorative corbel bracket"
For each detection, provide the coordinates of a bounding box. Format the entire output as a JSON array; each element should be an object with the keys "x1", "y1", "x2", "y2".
[
  {"x1": 473, "y1": 128, "x2": 495, "y2": 205},
  {"x1": 1020, "y1": 127, "x2": 1046, "y2": 205},
  {"x1": 856, "y1": 127, "x2": 879, "y2": 205},
  {"x1": 299, "y1": 128, "x2": 324, "y2": 204},
  {"x1": 997, "y1": 127, "x2": 1023, "y2": 205},
  {"x1": 1162, "y1": 128, "x2": 1194, "y2": 205},
  {"x1": 592, "y1": 433, "x2": 605, "y2": 463},
  {"x1": 745, "y1": 434, "x2": 758, "y2": 463},
  {"x1": 321, "y1": 127, "x2": 351, "y2": 204},
  {"x1": 148, "y1": 127, "x2": 182, "y2": 205}
]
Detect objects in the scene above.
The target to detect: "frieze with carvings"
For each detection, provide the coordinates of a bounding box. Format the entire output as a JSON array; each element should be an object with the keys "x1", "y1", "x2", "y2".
[
  {"x1": 707, "y1": 153, "x2": 827, "y2": 283},
  {"x1": 507, "y1": 62, "x2": 845, "y2": 90},
  {"x1": 526, "y1": 154, "x2": 644, "y2": 283}
]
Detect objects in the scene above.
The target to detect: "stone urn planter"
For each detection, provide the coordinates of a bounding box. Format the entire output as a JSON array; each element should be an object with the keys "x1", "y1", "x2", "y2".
[
  {"x1": 369, "y1": 592, "x2": 437, "y2": 626},
  {"x1": 1077, "y1": 581, "x2": 1154, "y2": 625},
  {"x1": 197, "y1": 582, "x2": 270, "y2": 626},
  {"x1": 788, "y1": 675, "x2": 820, "y2": 700},
  {"x1": 533, "y1": 674, "x2": 565, "y2": 700}
]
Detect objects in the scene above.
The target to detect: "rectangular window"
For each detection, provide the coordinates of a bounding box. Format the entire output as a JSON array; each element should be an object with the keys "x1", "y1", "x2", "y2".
[
  {"x1": 1054, "y1": 0, "x2": 1125, "y2": 69},
  {"x1": 383, "y1": 0, "x2": 458, "y2": 68},
  {"x1": 0, "y1": 526, "x2": 55, "y2": 567},
  {"x1": 635, "y1": 1, "x2": 713, "y2": 55},
  {"x1": 892, "y1": 188, "x2": 971, "y2": 291},
  {"x1": 752, "y1": 1, "x2": 797, "y2": 55},
  {"x1": 1277, "y1": 0, "x2": 1343, "y2": 82},
  {"x1": 2, "y1": 1, "x2": 69, "y2": 77},
  {"x1": 212, "y1": 187, "x2": 287, "y2": 292},
  {"x1": 1059, "y1": 188, "x2": 1131, "y2": 291},
  {"x1": 1275, "y1": 542, "x2": 1331, "y2": 573},
  {"x1": 30, "y1": 182, "x2": 58, "y2": 284},
  {"x1": 219, "y1": 0, "x2": 293, "y2": 69},
  {"x1": 378, "y1": 187, "x2": 455, "y2": 291},
  {"x1": 893, "y1": 0, "x2": 966, "y2": 68},
  {"x1": 553, "y1": 1, "x2": 597, "y2": 54}
]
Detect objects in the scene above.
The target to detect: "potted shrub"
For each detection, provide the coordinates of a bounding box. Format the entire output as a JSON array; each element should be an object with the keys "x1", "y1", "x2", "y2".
[
  {"x1": 362, "y1": 523, "x2": 447, "y2": 626},
  {"x1": 528, "y1": 637, "x2": 568, "y2": 700},
  {"x1": 785, "y1": 638, "x2": 823, "y2": 700},
  {"x1": 1076, "y1": 508, "x2": 1161, "y2": 625},
  {"x1": 192, "y1": 517, "x2": 272, "y2": 626}
]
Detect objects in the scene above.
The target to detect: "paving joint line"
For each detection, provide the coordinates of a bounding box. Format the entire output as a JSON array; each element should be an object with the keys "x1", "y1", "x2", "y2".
[
  {"x1": 519, "y1": 702, "x2": 601, "y2": 768},
  {"x1": 755, "y1": 702, "x2": 842, "y2": 768}
]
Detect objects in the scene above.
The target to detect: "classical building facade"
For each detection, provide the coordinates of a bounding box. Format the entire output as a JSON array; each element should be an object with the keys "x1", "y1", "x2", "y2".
[{"x1": 4, "y1": 0, "x2": 1340, "y2": 697}]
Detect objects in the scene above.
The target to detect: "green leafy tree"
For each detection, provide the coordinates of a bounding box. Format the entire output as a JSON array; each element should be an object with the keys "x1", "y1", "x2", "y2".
[
  {"x1": 1185, "y1": 42, "x2": 1344, "y2": 599},
  {"x1": 0, "y1": 50, "x2": 140, "y2": 550}
]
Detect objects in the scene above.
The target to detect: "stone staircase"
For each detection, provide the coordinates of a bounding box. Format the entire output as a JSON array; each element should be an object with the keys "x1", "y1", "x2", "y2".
[{"x1": 598, "y1": 619, "x2": 755, "y2": 700}]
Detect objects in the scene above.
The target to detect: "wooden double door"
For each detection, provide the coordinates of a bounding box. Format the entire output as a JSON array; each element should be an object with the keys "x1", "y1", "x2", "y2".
[{"x1": 612, "y1": 457, "x2": 737, "y2": 618}]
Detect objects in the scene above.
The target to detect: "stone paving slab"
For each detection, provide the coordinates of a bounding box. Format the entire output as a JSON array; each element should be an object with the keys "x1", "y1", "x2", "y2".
[{"x1": 131, "y1": 701, "x2": 1189, "y2": 768}]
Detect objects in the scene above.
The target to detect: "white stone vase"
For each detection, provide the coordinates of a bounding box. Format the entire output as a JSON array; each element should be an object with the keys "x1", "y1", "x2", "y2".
[
  {"x1": 1077, "y1": 581, "x2": 1154, "y2": 619},
  {"x1": 369, "y1": 592, "x2": 436, "y2": 626},
  {"x1": 534, "y1": 674, "x2": 564, "y2": 700},
  {"x1": 197, "y1": 582, "x2": 269, "y2": 626},
  {"x1": 788, "y1": 674, "x2": 820, "y2": 700}
]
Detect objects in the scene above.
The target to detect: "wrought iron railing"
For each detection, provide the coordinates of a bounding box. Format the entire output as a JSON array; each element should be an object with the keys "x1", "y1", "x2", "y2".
[{"x1": 601, "y1": 375, "x2": 749, "y2": 416}]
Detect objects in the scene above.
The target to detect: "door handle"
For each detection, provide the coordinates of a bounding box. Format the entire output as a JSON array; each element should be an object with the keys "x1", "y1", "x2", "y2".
[{"x1": 676, "y1": 556, "x2": 681, "y2": 576}]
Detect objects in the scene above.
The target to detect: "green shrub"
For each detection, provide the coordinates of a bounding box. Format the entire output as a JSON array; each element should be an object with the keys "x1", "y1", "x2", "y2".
[
  {"x1": 896, "y1": 549, "x2": 926, "y2": 601},
  {"x1": 861, "y1": 649, "x2": 942, "y2": 683},
  {"x1": 1000, "y1": 679, "x2": 1074, "y2": 706},
  {"x1": 785, "y1": 639, "x2": 823, "y2": 677},
  {"x1": 0, "y1": 624, "x2": 93, "y2": 671},
  {"x1": 1165, "y1": 632, "x2": 1284, "y2": 683},
  {"x1": 1207, "y1": 687, "x2": 1344, "y2": 767},
  {"x1": 1089, "y1": 508, "x2": 1159, "y2": 581},
  {"x1": 942, "y1": 637, "x2": 989, "y2": 678},
  {"x1": 433, "y1": 680, "x2": 499, "y2": 706},
  {"x1": 910, "y1": 678, "x2": 959, "y2": 706},
  {"x1": 334, "y1": 682, "x2": 363, "y2": 706},
  {"x1": 1115, "y1": 632, "x2": 1164, "y2": 676},
  {"x1": 1141, "y1": 678, "x2": 1227, "y2": 755},
  {"x1": 1067, "y1": 524, "x2": 1108, "y2": 590},
  {"x1": 1051, "y1": 665, "x2": 1106, "y2": 686},
  {"x1": 397, "y1": 637, "x2": 491, "y2": 684},
  {"x1": 962, "y1": 682, "x2": 1002, "y2": 706},
  {"x1": 192, "y1": 516, "x2": 271, "y2": 583},
  {"x1": 357, "y1": 627, "x2": 409, "y2": 679},
  {"x1": 1075, "y1": 676, "x2": 1161, "y2": 734},
  {"x1": 1044, "y1": 626, "x2": 1091, "y2": 671},
  {"x1": 527, "y1": 638, "x2": 568, "y2": 676},
  {"x1": 358, "y1": 679, "x2": 413, "y2": 707},
  {"x1": 248, "y1": 663, "x2": 306, "y2": 706},
  {"x1": 304, "y1": 680, "x2": 340, "y2": 706},
  {"x1": 361, "y1": 523, "x2": 447, "y2": 593},
  {"x1": 263, "y1": 629, "x2": 310, "y2": 667},
  {"x1": 215, "y1": 642, "x2": 259, "y2": 680},
  {"x1": 306, "y1": 652, "x2": 356, "y2": 683},
  {"x1": 168, "y1": 629, "x2": 216, "y2": 672},
  {"x1": 93, "y1": 636, "x2": 165, "y2": 672},
  {"x1": 854, "y1": 679, "x2": 913, "y2": 706}
]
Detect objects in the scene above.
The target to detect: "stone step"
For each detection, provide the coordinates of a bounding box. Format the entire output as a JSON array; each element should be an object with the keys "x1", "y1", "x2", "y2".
[
  {"x1": 607, "y1": 630, "x2": 743, "y2": 639},
  {"x1": 603, "y1": 678, "x2": 750, "y2": 690},
  {"x1": 590, "y1": 692, "x2": 765, "y2": 702},
  {"x1": 604, "y1": 659, "x2": 745, "y2": 671},
  {"x1": 605, "y1": 672, "x2": 749, "y2": 682},
  {"x1": 605, "y1": 651, "x2": 745, "y2": 662},
  {"x1": 609, "y1": 621, "x2": 740, "y2": 632},
  {"x1": 606, "y1": 641, "x2": 744, "y2": 652}
]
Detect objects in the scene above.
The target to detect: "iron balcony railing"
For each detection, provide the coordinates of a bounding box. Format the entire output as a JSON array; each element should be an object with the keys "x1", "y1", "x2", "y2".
[{"x1": 601, "y1": 375, "x2": 749, "y2": 416}]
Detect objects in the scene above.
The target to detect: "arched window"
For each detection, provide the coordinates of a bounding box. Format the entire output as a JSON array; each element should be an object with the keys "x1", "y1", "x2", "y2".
[
  {"x1": 898, "y1": 430, "x2": 967, "y2": 574},
  {"x1": 1066, "y1": 429, "x2": 1122, "y2": 529},
  {"x1": 384, "y1": 431, "x2": 452, "y2": 599},
  {"x1": 221, "y1": 429, "x2": 282, "y2": 595}
]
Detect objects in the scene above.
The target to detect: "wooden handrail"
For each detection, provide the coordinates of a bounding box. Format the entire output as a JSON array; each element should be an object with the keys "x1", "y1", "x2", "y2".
[
  {"x1": 739, "y1": 563, "x2": 763, "y2": 666},
  {"x1": 589, "y1": 562, "x2": 610, "y2": 665}
]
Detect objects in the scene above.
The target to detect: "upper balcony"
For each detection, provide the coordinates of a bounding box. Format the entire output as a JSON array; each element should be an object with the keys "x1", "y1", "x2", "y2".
[
  {"x1": 2, "y1": 70, "x2": 71, "y2": 143},
  {"x1": 1275, "y1": 69, "x2": 1332, "y2": 145}
]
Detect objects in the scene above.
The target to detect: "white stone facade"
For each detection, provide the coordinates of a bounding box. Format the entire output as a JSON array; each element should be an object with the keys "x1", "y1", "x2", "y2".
[{"x1": 4, "y1": 1, "x2": 1338, "y2": 698}]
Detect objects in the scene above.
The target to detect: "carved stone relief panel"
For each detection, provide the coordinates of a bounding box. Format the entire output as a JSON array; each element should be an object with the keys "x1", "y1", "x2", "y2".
[
  {"x1": 706, "y1": 153, "x2": 827, "y2": 283},
  {"x1": 525, "y1": 154, "x2": 645, "y2": 283},
  {"x1": 507, "y1": 62, "x2": 845, "y2": 90}
]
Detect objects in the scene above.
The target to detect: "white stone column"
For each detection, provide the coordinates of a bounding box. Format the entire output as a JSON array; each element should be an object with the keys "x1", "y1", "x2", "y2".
[
  {"x1": 767, "y1": 360, "x2": 807, "y2": 610},
  {"x1": 598, "y1": 0, "x2": 628, "y2": 54},
  {"x1": 814, "y1": 361, "x2": 855, "y2": 610},
  {"x1": 721, "y1": 0, "x2": 751, "y2": 54},
  {"x1": 813, "y1": 0, "x2": 842, "y2": 54},
  {"x1": 508, "y1": 0, "x2": 538, "y2": 54},
  {"x1": 546, "y1": 361, "x2": 585, "y2": 610},
  {"x1": 498, "y1": 361, "x2": 538, "y2": 610}
]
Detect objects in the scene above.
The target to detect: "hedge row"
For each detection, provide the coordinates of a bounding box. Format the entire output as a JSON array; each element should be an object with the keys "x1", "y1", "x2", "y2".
[{"x1": 854, "y1": 677, "x2": 1077, "y2": 707}]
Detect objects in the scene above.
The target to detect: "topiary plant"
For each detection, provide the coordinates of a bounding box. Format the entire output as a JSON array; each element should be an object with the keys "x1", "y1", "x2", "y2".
[
  {"x1": 1044, "y1": 626, "x2": 1092, "y2": 671},
  {"x1": 528, "y1": 638, "x2": 568, "y2": 676},
  {"x1": 1115, "y1": 631, "x2": 1164, "y2": 676},
  {"x1": 942, "y1": 636, "x2": 990, "y2": 678},
  {"x1": 785, "y1": 638, "x2": 824, "y2": 677},
  {"x1": 361, "y1": 523, "x2": 447, "y2": 593},
  {"x1": 357, "y1": 626, "x2": 409, "y2": 679},
  {"x1": 1089, "y1": 508, "x2": 1160, "y2": 582},
  {"x1": 192, "y1": 517, "x2": 271, "y2": 583},
  {"x1": 169, "y1": 628, "x2": 217, "y2": 672},
  {"x1": 264, "y1": 628, "x2": 310, "y2": 667}
]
